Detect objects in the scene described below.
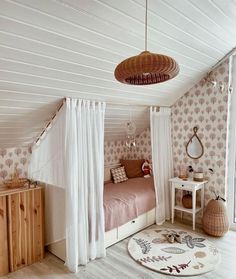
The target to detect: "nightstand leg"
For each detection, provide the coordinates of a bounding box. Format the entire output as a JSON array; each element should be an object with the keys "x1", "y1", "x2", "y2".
[
  {"x1": 192, "y1": 190, "x2": 196, "y2": 230},
  {"x1": 201, "y1": 187, "x2": 205, "y2": 217},
  {"x1": 171, "y1": 186, "x2": 175, "y2": 224}
]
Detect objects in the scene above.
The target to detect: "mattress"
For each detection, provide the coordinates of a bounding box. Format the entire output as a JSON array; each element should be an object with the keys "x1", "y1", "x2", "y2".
[{"x1": 104, "y1": 177, "x2": 156, "y2": 231}]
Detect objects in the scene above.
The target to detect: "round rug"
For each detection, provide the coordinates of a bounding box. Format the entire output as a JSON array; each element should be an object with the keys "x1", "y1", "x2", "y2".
[{"x1": 128, "y1": 227, "x2": 221, "y2": 276}]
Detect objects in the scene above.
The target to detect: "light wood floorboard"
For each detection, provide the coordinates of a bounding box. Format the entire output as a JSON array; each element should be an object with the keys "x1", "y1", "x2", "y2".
[{"x1": 2, "y1": 222, "x2": 236, "y2": 279}]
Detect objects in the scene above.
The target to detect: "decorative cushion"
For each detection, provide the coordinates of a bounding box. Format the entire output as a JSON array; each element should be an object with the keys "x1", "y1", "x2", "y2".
[
  {"x1": 110, "y1": 166, "x2": 128, "y2": 184},
  {"x1": 120, "y1": 159, "x2": 145, "y2": 178}
]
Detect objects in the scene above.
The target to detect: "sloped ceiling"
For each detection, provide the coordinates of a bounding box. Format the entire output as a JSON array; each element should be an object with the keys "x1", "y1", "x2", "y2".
[{"x1": 0, "y1": 0, "x2": 236, "y2": 146}]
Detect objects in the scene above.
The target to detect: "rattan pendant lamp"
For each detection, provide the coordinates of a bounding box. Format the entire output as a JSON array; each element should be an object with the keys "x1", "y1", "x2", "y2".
[{"x1": 114, "y1": 0, "x2": 179, "y2": 85}]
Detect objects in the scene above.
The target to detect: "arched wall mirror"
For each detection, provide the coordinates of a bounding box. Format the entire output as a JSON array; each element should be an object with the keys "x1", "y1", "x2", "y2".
[{"x1": 186, "y1": 127, "x2": 204, "y2": 159}]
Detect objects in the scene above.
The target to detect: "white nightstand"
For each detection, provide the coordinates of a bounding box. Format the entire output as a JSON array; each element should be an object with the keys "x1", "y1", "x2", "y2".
[{"x1": 169, "y1": 177, "x2": 207, "y2": 230}]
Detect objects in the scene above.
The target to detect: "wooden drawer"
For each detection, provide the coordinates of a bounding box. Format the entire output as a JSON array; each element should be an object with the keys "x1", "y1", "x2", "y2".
[
  {"x1": 8, "y1": 188, "x2": 44, "y2": 272},
  {"x1": 0, "y1": 196, "x2": 9, "y2": 276},
  {"x1": 118, "y1": 213, "x2": 147, "y2": 239}
]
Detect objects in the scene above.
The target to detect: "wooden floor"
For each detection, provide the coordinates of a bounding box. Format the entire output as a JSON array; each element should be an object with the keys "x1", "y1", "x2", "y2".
[{"x1": 2, "y1": 222, "x2": 236, "y2": 279}]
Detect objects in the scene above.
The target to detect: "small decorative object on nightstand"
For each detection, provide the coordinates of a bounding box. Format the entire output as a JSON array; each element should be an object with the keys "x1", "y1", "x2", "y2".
[
  {"x1": 169, "y1": 177, "x2": 208, "y2": 230},
  {"x1": 193, "y1": 171, "x2": 204, "y2": 182},
  {"x1": 178, "y1": 164, "x2": 188, "y2": 180}
]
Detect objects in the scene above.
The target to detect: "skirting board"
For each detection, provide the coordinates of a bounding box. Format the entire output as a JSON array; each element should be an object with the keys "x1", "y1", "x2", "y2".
[{"x1": 47, "y1": 208, "x2": 156, "y2": 262}]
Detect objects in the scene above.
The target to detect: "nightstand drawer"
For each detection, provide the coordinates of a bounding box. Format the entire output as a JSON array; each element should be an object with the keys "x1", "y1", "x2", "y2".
[{"x1": 173, "y1": 182, "x2": 193, "y2": 191}]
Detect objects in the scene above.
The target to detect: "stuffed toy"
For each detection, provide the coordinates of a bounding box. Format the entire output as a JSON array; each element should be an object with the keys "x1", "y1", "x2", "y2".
[{"x1": 142, "y1": 160, "x2": 152, "y2": 178}]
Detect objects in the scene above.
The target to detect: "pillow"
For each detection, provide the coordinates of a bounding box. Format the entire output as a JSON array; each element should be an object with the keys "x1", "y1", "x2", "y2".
[
  {"x1": 110, "y1": 166, "x2": 128, "y2": 184},
  {"x1": 120, "y1": 159, "x2": 145, "y2": 178}
]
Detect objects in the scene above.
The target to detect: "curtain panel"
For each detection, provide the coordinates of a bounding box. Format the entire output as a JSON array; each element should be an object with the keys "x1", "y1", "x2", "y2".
[
  {"x1": 65, "y1": 99, "x2": 106, "y2": 271},
  {"x1": 29, "y1": 98, "x2": 106, "y2": 272},
  {"x1": 226, "y1": 55, "x2": 236, "y2": 230},
  {"x1": 150, "y1": 107, "x2": 174, "y2": 225}
]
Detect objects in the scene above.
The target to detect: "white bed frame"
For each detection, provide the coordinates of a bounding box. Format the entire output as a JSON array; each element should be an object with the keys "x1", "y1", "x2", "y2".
[{"x1": 47, "y1": 164, "x2": 156, "y2": 261}]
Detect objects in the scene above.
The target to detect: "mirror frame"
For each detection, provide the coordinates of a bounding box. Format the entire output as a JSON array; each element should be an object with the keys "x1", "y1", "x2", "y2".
[{"x1": 186, "y1": 126, "x2": 204, "y2": 159}]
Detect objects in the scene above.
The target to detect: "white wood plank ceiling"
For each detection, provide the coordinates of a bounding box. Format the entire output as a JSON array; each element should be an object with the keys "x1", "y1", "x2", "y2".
[{"x1": 0, "y1": 0, "x2": 236, "y2": 146}]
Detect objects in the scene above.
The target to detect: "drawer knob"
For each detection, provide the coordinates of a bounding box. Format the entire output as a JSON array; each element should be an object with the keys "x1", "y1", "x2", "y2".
[
  {"x1": 131, "y1": 220, "x2": 135, "y2": 224},
  {"x1": 182, "y1": 184, "x2": 184, "y2": 187}
]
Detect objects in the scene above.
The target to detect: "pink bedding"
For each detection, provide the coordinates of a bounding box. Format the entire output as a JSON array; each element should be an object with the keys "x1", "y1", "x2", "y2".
[{"x1": 104, "y1": 177, "x2": 156, "y2": 232}]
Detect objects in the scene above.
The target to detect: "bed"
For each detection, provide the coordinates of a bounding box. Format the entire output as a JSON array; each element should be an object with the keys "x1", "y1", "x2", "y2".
[
  {"x1": 47, "y1": 165, "x2": 156, "y2": 260},
  {"x1": 104, "y1": 176, "x2": 156, "y2": 247}
]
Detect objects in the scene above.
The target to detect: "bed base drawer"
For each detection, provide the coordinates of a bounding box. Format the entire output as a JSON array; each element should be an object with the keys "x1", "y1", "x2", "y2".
[
  {"x1": 105, "y1": 208, "x2": 156, "y2": 248},
  {"x1": 118, "y1": 213, "x2": 147, "y2": 239},
  {"x1": 147, "y1": 208, "x2": 156, "y2": 225},
  {"x1": 104, "y1": 228, "x2": 118, "y2": 247}
]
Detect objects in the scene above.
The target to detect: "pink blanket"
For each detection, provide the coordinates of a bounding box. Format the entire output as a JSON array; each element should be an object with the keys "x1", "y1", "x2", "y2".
[{"x1": 104, "y1": 177, "x2": 156, "y2": 231}]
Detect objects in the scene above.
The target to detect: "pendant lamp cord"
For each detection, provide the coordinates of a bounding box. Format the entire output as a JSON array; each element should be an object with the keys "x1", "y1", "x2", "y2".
[{"x1": 145, "y1": 0, "x2": 148, "y2": 51}]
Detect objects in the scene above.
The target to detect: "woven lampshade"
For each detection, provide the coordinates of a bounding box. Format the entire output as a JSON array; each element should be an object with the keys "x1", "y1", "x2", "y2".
[{"x1": 114, "y1": 51, "x2": 179, "y2": 85}]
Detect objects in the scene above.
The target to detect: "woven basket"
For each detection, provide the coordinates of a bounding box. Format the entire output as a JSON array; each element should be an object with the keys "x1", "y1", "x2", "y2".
[
  {"x1": 3, "y1": 178, "x2": 28, "y2": 189},
  {"x1": 182, "y1": 194, "x2": 192, "y2": 209},
  {"x1": 202, "y1": 199, "x2": 229, "y2": 237}
]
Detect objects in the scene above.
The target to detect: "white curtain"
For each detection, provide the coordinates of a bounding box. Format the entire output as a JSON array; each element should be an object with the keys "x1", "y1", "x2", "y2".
[
  {"x1": 150, "y1": 107, "x2": 173, "y2": 225},
  {"x1": 226, "y1": 55, "x2": 236, "y2": 230},
  {"x1": 29, "y1": 98, "x2": 106, "y2": 272},
  {"x1": 65, "y1": 99, "x2": 106, "y2": 271}
]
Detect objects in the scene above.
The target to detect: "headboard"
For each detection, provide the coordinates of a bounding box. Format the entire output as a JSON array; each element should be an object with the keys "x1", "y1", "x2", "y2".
[{"x1": 104, "y1": 163, "x2": 121, "y2": 182}]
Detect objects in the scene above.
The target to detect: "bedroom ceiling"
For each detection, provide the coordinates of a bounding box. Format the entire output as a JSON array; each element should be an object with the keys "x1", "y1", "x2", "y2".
[{"x1": 0, "y1": 0, "x2": 236, "y2": 146}]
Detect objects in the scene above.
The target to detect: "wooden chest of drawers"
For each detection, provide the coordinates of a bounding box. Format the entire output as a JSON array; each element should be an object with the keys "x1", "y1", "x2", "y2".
[{"x1": 0, "y1": 187, "x2": 44, "y2": 276}]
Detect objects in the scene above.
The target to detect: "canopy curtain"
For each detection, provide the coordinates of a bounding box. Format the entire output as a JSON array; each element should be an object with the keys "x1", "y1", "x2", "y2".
[
  {"x1": 65, "y1": 98, "x2": 106, "y2": 271},
  {"x1": 226, "y1": 54, "x2": 236, "y2": 230},
  {"x1": 150, "y1": 107, "x2": 174, "y2": 225},
  {"x1": 29, "y1": 98, "x2": 106, "y2": 272}
]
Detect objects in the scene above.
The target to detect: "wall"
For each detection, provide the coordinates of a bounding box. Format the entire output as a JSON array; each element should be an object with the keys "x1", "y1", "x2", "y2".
[
  {"x1": 104, "y1": 128, "x2": 151, "y2": 166},
  {"x1": 126, "y1": 128, "x2": 152, "y2": 161},
  {"x1": 171, "y1": 60, "x2": 229, "y2": 209},
  {"x1": 0, "y1": 147, "x2": 31, "y2": 184}
]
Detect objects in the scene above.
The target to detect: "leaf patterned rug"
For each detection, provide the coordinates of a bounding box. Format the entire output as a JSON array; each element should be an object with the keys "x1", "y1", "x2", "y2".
[{"x1": 128, "y1": 227, "x2": 221, "y2": 276}]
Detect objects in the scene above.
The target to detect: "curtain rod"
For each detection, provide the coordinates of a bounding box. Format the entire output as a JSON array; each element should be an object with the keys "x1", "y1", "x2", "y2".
[
  {"x1": 34, "y1": 98, "x2": 66, "y2": 145},
  {"x1": 33, "y1": 97, "x2": 163, "y2": 146},
  {"x1": 211, "y1": 47, "x2": 236, "y2": 71}
]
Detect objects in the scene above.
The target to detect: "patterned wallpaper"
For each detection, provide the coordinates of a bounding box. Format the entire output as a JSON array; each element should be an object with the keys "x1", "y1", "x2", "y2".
[
  {"x1": 171, "y1": 60, "x2": 229, "y2": 209},
  {"x1": 0, "y1": 147, "x2": 31, "y2": 184},
  {"x1": 104, "y1": 139, "x2": 126, "y2": 166},
  {"x1": 127, "y1": 128, "x2": 152, "y2": 161},
  {"x1": 104, "y1": 128, "x2": 151, "y2": 166}
]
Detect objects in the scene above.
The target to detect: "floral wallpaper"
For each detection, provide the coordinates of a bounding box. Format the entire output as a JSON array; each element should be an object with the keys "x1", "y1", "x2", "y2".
[
  {"x1": 104, "y1": 139, "x2": 127, "y2": 166},
  {"x1": 171, "y1": 59, "x2": 229, "y2": 217},
  {"x1": 0, "y1": 147, "x2": 31, "y2": 184},
  {"x1": 126, "y1": 128, "x2": 152, "y2": 161},
  {"x1": 104, "y1": 128, "x2": 152, "y2": 166}
]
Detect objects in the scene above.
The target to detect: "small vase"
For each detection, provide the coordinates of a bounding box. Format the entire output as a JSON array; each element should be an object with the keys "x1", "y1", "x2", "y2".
[{"x1": 179, "y1": 165, "x2": 188, "y2": 179}]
